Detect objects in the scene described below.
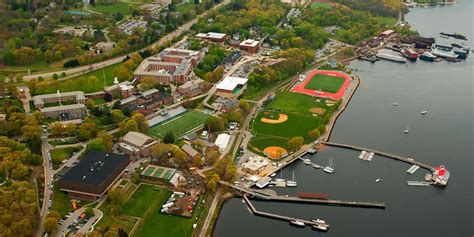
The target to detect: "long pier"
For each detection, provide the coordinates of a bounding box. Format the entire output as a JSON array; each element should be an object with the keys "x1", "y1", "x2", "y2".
[
  {"x1": 321, "y1": 142, "x2": 435, "y2": 171},
  {"x1": 221, "y1": 181, "x2": 386, "y2": 209},
  {"x1": 243, "y1": 195, "x2": 330, "y2": 229}
]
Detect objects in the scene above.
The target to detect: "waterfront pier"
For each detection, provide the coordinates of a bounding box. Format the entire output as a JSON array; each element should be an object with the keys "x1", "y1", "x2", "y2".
[
  {"x1": 321, "y1": 142, "x2": 435, "y2": 171},
  {"x1": 243, "y1": 195, "x2": 330, "y2": 229}
]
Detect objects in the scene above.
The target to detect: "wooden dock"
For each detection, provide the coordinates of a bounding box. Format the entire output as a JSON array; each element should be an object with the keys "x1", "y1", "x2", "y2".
[
  {"x1": 321, "y1": 142, "x2": 435, "y2": 171},
  {"x1": 243, "y1": 195, "x2": 330, "y2": 229}
]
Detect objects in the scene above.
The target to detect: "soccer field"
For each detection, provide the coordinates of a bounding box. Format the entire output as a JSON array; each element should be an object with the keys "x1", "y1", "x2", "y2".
[
  {"x1": 147, "y1": 110, "x2": 210, "y2": 139},
  {"x1": 304, "y1": 74, "x2": 346, "y2": 93}
]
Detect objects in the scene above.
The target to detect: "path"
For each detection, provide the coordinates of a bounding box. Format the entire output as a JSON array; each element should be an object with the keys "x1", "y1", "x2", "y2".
[{"x1": 198, "y1": 187, "x2": 222, "y2": 237}]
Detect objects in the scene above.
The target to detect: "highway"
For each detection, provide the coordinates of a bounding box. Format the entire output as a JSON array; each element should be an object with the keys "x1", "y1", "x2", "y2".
[{"x1": 22, "y1": 0, "x2": 231, "y2": 82}]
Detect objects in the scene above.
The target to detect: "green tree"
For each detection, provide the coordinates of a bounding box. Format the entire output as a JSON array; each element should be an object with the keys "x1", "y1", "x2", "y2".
[
  {"x1": 44, "y1": 217, "x2": 59, "y2": 233},
  {"x1": 287, "y1": 136, "x2": 304, "y2": 151},
  {"x1": 111, "y1": 109, "x2": 127, "y2": 123},
  {"x1": 163, "y1": 131, "x2": 175, "y2": 144},
  {"x1": 308, "y1": 128, "x2": 321, "y2": 139}
]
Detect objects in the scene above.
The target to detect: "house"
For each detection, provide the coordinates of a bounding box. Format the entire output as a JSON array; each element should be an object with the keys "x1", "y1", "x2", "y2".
[
  {"x1": 181, "y1": 144, "x2": 201, "y2": 159},
  {"x1": 381, "y1": 29, "x2": 395, "y2": 38},
  {"x1": 177, "y1": 78, "x2": 206, "y2": 97},
  {"x1": 58, "y1": 151, "x2": 130, "y2": 201},
  {"x1": 196, "y1": 32, "x2": 227, "y2": 43},
  {"x1": 118, "y1": 131, "x2": 159, "y2": 158},
  {"x1": 241, "y1": 156, "x2": 268, "y2": 175},
  {"x1": 215, "y1": 133, "x2": 231, "y2": 152},
  {"x1": 215, "y1": 77, "x2": 248, "y2": 98},
  {"x1": 239, "y1": 39, "x2": 260, "y2": 54}
]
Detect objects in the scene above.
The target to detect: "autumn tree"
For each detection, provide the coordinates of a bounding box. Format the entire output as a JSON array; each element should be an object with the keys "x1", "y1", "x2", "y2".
[
  {"x1": 287, "y1": 136, "x2": 304, "y2": 151},
  {"x1": 308, "y1": 128, "x2": 321, "y2": 139},
  {"x1": 131, "y1": 113, "x2": 148, "y2": 132},
  {"x1": 50, "y1": 122, "x2": 65, "y2": 136},
  {"x1": 150, "y1": 143, "x2": 173, "y2": 162}
]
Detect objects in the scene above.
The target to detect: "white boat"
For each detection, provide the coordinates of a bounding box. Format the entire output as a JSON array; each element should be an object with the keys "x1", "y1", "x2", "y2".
[
  {"x1": 290, "y1": 219, "x2": 305, "y2": 227},
  {"x1": 270, "y1": 173, "x2": 276, "y2": 177},
  {"x1": 241, "y1": 199, "x2": 246, "y2": 203},
  {"x1": 303, "y1": 158, "x2": 312, "y2": 165},
  {"x1": 404, "y1": 124, "x2": 410, "y2": 134},
  {"x1": 286, "y1": 171, "x2": 297, "y2": 187},
  {"x1": 421, "y1": 110, "x2": 427, "y2": 115},
  {"x1": 311, "y1": 219, "x2": 326, "y2": 224},
  {"x1": 323, "y1": 158, "x2": 334, "y2": 174},
  {"x1": 376, "y1": 52, "x2": 407, "y2": 63},
  {"x1": 312, "y1": 224, "x2": 328, "y2": 231},
  {"x1": 375, "y1": 178, "x2": 381, "y2": 183},
  {"x1": 393, "y1": 102, "x2": 398, "y2": 106},
  {"x1": 312, "y1": 164, "x2": 322, "y2": 169}
]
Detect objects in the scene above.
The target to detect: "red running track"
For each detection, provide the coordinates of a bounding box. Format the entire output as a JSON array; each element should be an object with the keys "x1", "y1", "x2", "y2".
[{"x1": 292, "y1": 69, "x2": 351, "y2": 100}]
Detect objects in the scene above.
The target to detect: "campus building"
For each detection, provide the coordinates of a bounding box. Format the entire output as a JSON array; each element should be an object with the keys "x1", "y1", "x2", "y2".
[
  {"x1": 134, "y1": 48, "x2": 203, "y2": 85},
  {"x1": 58, "y1": 151, "x2": 130, "y2": 201},
  {"x1": 39, "y1": 104, "x2": 88, "y2": 120},
  {"x1": 241, "y1": 156, "x2": 269, "y2": 175},
  {"x1": 215, "y1": 133, "x2": 231, "y2": 152},
  {"x1": 32, "y1": 91, "x2": 88, "y2": 120},
  {"x1": 196, "y1": 32, "x2": 227, "y2": 43},
  {"x1": 118, "y1": 131, "x2": 159, "y2": 158},
  {"x1": 239, "y1": 39, "x2": 260, "y2": 54},
  {"x1": 177, "y1": 78, "x2": 206, "y2": 97},
  {"x1": 215, "y1": 76, "x2": 248, "y2": 98},
  {"x1": 119, "y1": 89, "x2": 173, "y2": 114},
  {"x1": 32, "y1": 91, "x2": 86, "y2": 109},
  {"x1": 180, "y1": 144, "x2": 201, "y2": 159}
]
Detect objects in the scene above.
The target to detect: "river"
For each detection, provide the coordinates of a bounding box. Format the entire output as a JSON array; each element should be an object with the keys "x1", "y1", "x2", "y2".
[{"x1": 213, "y1": 1, "x2": 473, "y2": 237}]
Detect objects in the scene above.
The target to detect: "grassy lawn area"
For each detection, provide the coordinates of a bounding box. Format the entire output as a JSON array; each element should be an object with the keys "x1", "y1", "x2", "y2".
[
  {"x1": 34, "y1": 63, "x2": 122, "y2": 95},
  {"x1": 96, "y1": 184, "x2": 138, "y2": 233},
  {"x1": 135, "y1": 192, "x2": 205, "y2": 237},
  {"x1": 92, "y1": 2, "x2": 135, "y2": 14},
  {"x1": 51, "y1": 183, "x2": 73, "y2": 217},
  {"x1": 148, "y1": 110, "x2": 210, "y2": 139},
  {"x1": 119, "y1": 0, "x2": 155, "y2": 3},
  {"x1": 373, "y1": 15, "x2": 397, "y2": 26},
  {"x1": 249, "y1": 136, "x2": 289, "y2": 150},
  {"x1": 265, "y1": 92, "x2": 328, "y2": 116},
  {"x1": 123, "y1": 184, "x2": 165, "y2": 218},
  {"x1": 50, "y1": 146, "x2": 82, "y2": 165},
  {"x1": 92, "y1": 98, "x2": 107, "y2": 105},
  {"x1": 304, "y1": 74, "x2": 346, "y2": 93},
  {"x1": 252, "y1": 110, "x2": 319, "y2": 138},
  {"x1": 176, "y1": 3, "x2": 196, "y2": 14},
  {"x1": 310, "y1": 2, "x2": 332, "y2": 9}
]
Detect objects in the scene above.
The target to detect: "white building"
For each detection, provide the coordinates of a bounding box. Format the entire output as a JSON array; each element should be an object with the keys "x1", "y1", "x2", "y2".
[
  {"x1": 242, "y1": 156, "x2": 269, "y2": 175},
  {"x1": 215, "y1": 133, "x2": 231, "y2": 152},
  {"x1": 215, "y1": 76, "x2": 248, "y2": 98}
]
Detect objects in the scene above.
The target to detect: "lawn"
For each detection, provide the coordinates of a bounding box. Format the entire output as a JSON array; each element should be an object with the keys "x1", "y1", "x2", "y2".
[
  {"x1": 96, "y1": 184, "x2": 138, "y2": 233},
  {"x1": 51, "y1": 183, "x2": 73, "y2": 217},
  {"x1": 304, "y1": 74, "x2": 346, "y2": 93},
  {"x1": 252, "y1": 110, "x2": 319, "y2": 139},
  {"x1": 34, "y1": 63, "x2": 122, "y2": 95},
  {"x1": 92, "y1": 98, "x2": 107, "y2": 105},
  {"x1": 50, "y1": 146, "x2": 81, "y2": 165},
  {"x1": 92, "y1": 2, "x2": 135, "y2": 14},
  {"x1": 310, "y1": 2, "x2": 332, "y2": 9},
  {"x1": 265, "y1": 92, "x2": 328, "y2": 116},
  {"x1": 249, "y1": 136, "x2": 289, "y2": 150},
  {"x1": 0, "y1": 98, "x2": 23, "y2": 112},
  {"x1": 123, "y1": 184, "x2": 165, "y2": 218},
  {"x1": 176, "y1": 3, "x2": 196, "y2": 14},
  {"x1": 373, "y1": 15, "x2": 397, "y2": 26},
  {"x1": 148, "y1": 110, "x2": 210, "y2": 139},
  {"x1": 135, "y1": 193, "x2": 205, "y2": 237}
]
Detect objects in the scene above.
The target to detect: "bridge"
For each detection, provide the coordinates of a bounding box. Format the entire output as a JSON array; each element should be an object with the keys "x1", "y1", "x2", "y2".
[
  {"x1": 321, "y1": 142, "x2": 435, "y2": 171},
  {"x1": 220, "y1": 181, "x2": 386, "y2": 209}
]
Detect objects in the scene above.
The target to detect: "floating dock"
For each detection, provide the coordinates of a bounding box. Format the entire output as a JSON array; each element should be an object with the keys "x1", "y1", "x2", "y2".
[
  {"x1": 407, "y1": 181, "x2": 432, "y2": 186},
  {"x1": 406, "y1": 165, "x2": 420, "y2": 174},
  {"x1": 358, "y1": 151, "x2": 374, "y2": 161},
  {"x1": 243, "y1": 195, "x2": 330, "y2": 231}
]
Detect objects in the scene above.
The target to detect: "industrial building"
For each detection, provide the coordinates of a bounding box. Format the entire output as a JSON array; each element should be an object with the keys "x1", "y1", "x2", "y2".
[{"x1": 58, "y1": 151, "x2": 130, "y2": 201}]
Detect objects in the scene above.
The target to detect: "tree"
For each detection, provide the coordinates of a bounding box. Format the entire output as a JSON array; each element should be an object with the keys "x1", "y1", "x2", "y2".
[
  {"x1": 204, "y1": 116, "x2": 225, "y2": 132},
  {"x1": 86, "y1": 99, "x2": 95, "y2": 109},
  {"x1": 173, "y1": 149, "x2": 188, "y2": 168},
  {"x1": 44, "y1": 217, "x2": 59, "y2": 233},
  {"x1": 65, "y1": 123, "x2": 77, "y2": 137},
  {"x1": 111, "y1": 109, "x2": 127, "y2": 123},
  {"x1": 193, "y1": 155, "x2": 204, "y2": 168},
  {"x1": 163, "y1": 131, "x2": 175, "y2": 144},
  {"x1": 150, "y1": 143, "x2": 172, "y2": 162},
  {"x1": 206, "y1": 179, "x2": 217, "y2": 192},
  {"x1": 239, "y1": 99, "x2": 251, "y2": 112},
  {"x1": 206, "y1": 149, "x2": 219, "y2": 165},
  {"x1": 131, "y1": 113, "x2": 148, "y2": 132},
  {"x1": 84, "y1": 207, "x2": 94, "y2": 218},
  {"x1": 308, "y1": 128, "x2": 321, "y2": 139},
  {"x1": 50, "y1": 122, "x2": 65, "y2": 136},
  {"x1": 78, "y1": 123, "x2": 98, "y2": 141},
  {"x1": 104, "y1": 92, "x2": 113, "y2": 102},
  {"x1": 119, "y1": 119, "x2": 138, "y2": 134},
  {"x1": 287, "y1": 136, "x2": 304, "y2": 151},
  {"x1": 86, "y1": 138, "x2": 106, "y2": 152}
]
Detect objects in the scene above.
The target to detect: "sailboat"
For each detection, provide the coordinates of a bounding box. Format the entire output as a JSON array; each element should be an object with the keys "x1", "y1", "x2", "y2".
[
  {"x1": 404, "y1": 124, "x2": 410, "y2": 134},
  {"x1": 421, "y1": 110, "x2": 428, "y2": 115},
  {"x1": 286, "y1": 171, "x2": 297, "y2": 187},
  {"x1": 323, "y1": 158, "x2": 334, "y2": 174}
]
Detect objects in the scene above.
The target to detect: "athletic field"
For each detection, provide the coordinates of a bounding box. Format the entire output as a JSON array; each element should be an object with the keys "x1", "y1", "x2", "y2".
[
  {"x1": 304, "y1": 74, "x2": 346, "y2": 93},
  {"x1": 147, "y1": 110, "x2": 210, "y2": 139}
]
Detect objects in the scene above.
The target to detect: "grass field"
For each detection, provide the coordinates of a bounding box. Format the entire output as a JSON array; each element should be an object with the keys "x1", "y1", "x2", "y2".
[
  {"x1": 249, "y1": 136, "x2": 289, "y2": 150},
  {"x1": 123, "y1": 184, "x2": 166, "y2": 218},
  {"x1": 96, "y1": 184, "x2": 138, "y2": 233},
  {"x1": 50, "y1": 146, "x2": 81, "y2": 165},
  {"x1": 304, "y1": 74, "x2": 346, "y2": 93},
  {"x1": 252, "y1": 110, "x2": 319, "y2": 138},
  {"x1": 265, "y1": 92, "x2": 329, "y2": 116},
  {"x1": 51, "y1": 183, "x2": 73, "y2": 217},
  {"x1": 373, "y1": 15, "x2": 398, "y2": 26},
  {"x1": 92, "y1": 2, "x2": 135, "y2": 14},
  {"x1": 176, "y1": 3, "x2": 196, "y2": 14},
  {"x1": 135, "y1": 192, "x2": 205, "y2": 237},
  {"x1": 310, "y1": 2, "x2": 332, "y2": 9},
  {"x1": 148, "y1": 110, "x2": 210, "y2": 139},
  {"x1": 34, "y1": 63, "x2": 123, "y2": 95}
]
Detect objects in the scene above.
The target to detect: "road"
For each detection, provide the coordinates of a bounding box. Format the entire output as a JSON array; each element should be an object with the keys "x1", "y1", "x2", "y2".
[
  {"x1": 22, "y1": 0, "x2": 231, "y2": 81},
  {"x1": 198, "y1": 187, "x2": 222, "y2": 237},
  {"x1": 55, "y1": 197, "x2": 106, "y2": 237},
  {"x1": 35, "y1": 134, "x2": 55, "y2": 237}
]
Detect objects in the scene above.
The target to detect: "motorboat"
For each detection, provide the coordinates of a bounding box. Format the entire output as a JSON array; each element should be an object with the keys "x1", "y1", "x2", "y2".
[
  {"x1": 290, "y1": 219, "x2": 305, "y2": 227},
  {"x1": 421, "y1": 110, "x2": 427, "y2": 115}
]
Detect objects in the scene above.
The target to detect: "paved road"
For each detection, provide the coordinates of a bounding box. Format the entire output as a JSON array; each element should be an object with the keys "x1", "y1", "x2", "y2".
[
  {"x1": 22, "y1": 0, "x2": 230, "y2": 82},
  {"x1": 55, "y1": 197, "x2": 106, "y2": 237},
  {"x1": 198, "y1": 187, "x2": 222, "y2": 237}
]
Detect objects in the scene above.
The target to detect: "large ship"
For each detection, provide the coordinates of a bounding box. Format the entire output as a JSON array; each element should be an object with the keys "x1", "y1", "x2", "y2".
[
  {"x1": 419, "y1": 51, "x2": 437, "y2": 61},
  {"x1": 432, "y1": 165, "x2": 450, "y2": 186},
  {"x1": 376, "y1": 52, "x2": 407, "y2": 63},
  {"x1": 402, "y1": 48, "x2": 419, "y2": 60}
]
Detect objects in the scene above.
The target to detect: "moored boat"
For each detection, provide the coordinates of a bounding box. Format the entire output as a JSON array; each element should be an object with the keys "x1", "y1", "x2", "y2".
[
  {"x1": 419, "y1": 51, "x2": 436, "y2": 61},
  {"x1": 402, "y1": 48, "x2": 419, "y2": 60},
  {"x1": 431, "y1": 48, "x2": 458, "y2": 60},
  {"x1": 290, "y1": 219, "x2": 305, "y2": 227},
  {"x1": 376, "y1": 52, "x2": 407, "y2": 63},
  {"x1": 432, "y1": 165, "x2": 450, "y2": 186}
]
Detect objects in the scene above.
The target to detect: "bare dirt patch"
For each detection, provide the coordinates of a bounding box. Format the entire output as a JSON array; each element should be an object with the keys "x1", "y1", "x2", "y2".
[
  {"x1": 260, "y1": 114, "x2": 288, "y2": 124},
  {"x1": 263, "y1": 146, "x2": 288, "y2": 159},
  {"x1": 309, "y1": 107, "x2": 326, "y2": 115}
]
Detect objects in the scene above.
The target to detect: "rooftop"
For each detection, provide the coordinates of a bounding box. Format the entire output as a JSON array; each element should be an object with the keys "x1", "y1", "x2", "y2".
[
  {"x1": 178, "y1": 78, "x2": 204, "y2": 89},
  {"x1": 239, "y1": 39, "x2": 259, "y2": 47},
  {"x1": 58, "y1": 151, "x2": 130, "y2": 196},
  {"x1": 39, "y1": 103, "x2": 86, "y2": 113},
  {"x1": 216, "y1": 77, "x2": 248, "y2": 91},
  {"x1": 196, "y1": 32, "x2": 227, "y2": 40},
  {"x1": 181, "y1": 144, "x2": 200, "y2": 157},
  {"x1": 121, "y1": 131, "x2": 156, "y2": 147}
]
